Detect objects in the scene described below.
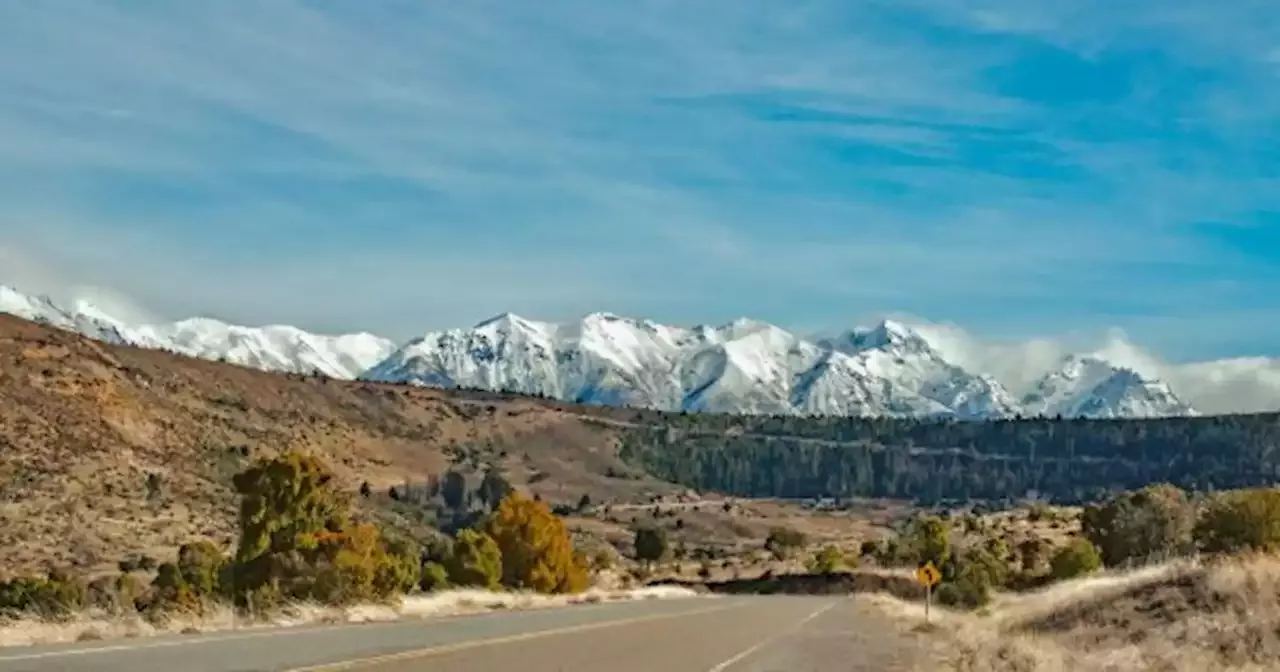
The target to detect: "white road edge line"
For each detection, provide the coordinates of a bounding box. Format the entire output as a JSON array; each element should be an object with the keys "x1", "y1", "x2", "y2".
[
  {"x1": 707, "y1": 599, "x2": 842, "y2": 672},
  {"x1": 288, "y1": 601, "x2": 749, "y2": 672},
  {"x1": 0, "y1": 598, "x2": 714, "y2": 663},
  {"x1": 0, "y1": 623, "x2": 367, "y2": 663}
]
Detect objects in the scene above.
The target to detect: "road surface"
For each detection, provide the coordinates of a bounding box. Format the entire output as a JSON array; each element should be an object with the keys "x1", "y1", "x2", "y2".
[{"x1": 0, "y1": 595, "x2": 924, "y2": 671}]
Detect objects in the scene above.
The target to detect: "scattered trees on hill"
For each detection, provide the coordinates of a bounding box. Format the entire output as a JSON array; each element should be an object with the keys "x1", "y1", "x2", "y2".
[{"x1": 0, "y1": 451, "x2": 590, "y2": 621}]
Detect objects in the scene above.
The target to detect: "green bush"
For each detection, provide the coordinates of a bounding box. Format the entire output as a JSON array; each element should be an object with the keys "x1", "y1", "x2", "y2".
[
  {"x1": 177, "y1": 541, "x2": 227, "y2": 597},
  {"x1": 375, "y1": 537, "x2": 422, "y2": 597},
  {"x1": 1049, "y1": 538, "x2": 1103, "y2": 580},
  {"x1": 446, "y1": 529, "x2": 503, "y2": 589},
  {"x1": 0, "y1": 570, "x2": 87, "y2": 617},
  {"x1": 633, "y1": 526, "x2": 670, "y2": 567},
  {"x1": 906, "y1": 516, "x2": 950, "y2": 568},
  {"x1": 151, "y1": 562, "x2": 202, "y2": 613},
  {"x1": 807, "y1": 546, "x2": 844, "y2": 574},
  {"x1": 935, "y1": 562, "x2": 991, "y2": 610},
  {"x1": 1193, "y1": 488, "x2": 1280, "y2": 554},
  {"x1": 420, "y1": 562, "x2": 450, "y2": 592}
]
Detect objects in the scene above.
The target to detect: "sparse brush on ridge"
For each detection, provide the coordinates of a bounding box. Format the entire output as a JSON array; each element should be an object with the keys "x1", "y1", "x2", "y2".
[
  {"x1": 852, "y1": 484, "x2": 1280, "y2": 671},
  {"x1": 874, "y1": 554, "x2": 1280, "y2": 672}
]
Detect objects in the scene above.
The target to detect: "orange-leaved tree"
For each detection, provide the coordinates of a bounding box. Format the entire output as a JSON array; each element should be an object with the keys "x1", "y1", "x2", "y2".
[{"x1": 483, "y1": 491, "x2": 589, "y2": 594}]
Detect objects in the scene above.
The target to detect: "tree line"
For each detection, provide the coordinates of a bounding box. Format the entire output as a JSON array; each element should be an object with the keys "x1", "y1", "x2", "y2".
[{"x1": 618, "y1": 412, "x2": 1280, "y2": 503}]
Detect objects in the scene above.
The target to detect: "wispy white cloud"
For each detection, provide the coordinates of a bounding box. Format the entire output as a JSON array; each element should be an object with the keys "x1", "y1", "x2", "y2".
[
  {"x1": 0, "y1": 0, "x2": 1276, "y2": 362},
  {"x1": 896, "y1": 315, "x2": 1280, "y2": 415}
]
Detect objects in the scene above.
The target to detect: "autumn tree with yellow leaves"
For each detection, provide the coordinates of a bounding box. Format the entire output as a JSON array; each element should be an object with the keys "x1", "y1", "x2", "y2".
[{"x1": 483, "y1": 491, "x2": 590, "y2": 594}]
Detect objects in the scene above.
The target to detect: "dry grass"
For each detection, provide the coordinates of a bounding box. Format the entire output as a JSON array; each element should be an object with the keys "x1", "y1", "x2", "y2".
[
  {"x1": 0, "y1": 315, "x2": 695, "y2": 574},
  {"x1": 0, "y1": 314, "x2": 904, "y2": 575},
  {"x1": 868, "y1": 553, "x2": 1280, "y2": 671},
  {"x1": 0, "y1": 585, "x2": 702, "y2": 649}
]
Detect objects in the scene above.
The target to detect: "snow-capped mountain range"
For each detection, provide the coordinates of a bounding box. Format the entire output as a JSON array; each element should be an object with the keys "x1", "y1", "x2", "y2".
[{"x1": 0, "y1": 284, "x2": 1203, "y2": 420}]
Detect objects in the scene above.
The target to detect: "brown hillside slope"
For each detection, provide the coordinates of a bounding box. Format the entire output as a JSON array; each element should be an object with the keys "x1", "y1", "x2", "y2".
[{"x1": 0, "y1": 314, "x2": 683, "y2": 575}]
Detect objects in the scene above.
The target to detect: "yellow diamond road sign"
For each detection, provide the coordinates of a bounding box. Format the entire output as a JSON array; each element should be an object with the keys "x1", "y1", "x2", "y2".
[{"x1": 916, "y1": 561, "x2": 941, "y2": 587}]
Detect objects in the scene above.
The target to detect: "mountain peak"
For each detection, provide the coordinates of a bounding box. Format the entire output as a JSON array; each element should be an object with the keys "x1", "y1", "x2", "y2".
[
  {"x1": 1023, "y1": 355, "x2": 1195, "y2": 419},
  {"x1": 473, "y1": 312, "x2": 547, "y2": 334},
  {"x1": 0, "y1": 283, "x2": 1217, "y2": 420}
]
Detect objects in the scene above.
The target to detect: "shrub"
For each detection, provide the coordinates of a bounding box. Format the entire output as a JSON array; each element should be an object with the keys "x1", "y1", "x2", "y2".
[
  {"x1": 905, "y1": 516, "x2": 949, "y2": 568},
  {"x1": 87, "y1": 573, "x2": 146, "y2": 613},
  {"x1": 227, "y1": 451, "x2": 416, "y2": 607},
  {"x1": 375, "y1": 536, "x2": 423, "y2": 597},
  {"x1": 420, "y1": 562, "x2": 450, "y2": 592},
  {"x1": 1081, "y1": 484, "x2": 1194, "y2": 567},
  {"x1": 0, "y1": 570, "x2": 88, "y2": 617},
  {"x1": 1194, "y1": 487, "x2": 1280, "y2": 554},
  {"x1": 484, "y1": 491, "x2": 590, "y2": 594},
  {"x1": 935, "y1": 562, "x2": 991, "y2": 611},
  {"x1": 633, "y1": 526, "x2": 669, "y2": 567},
  {"x1": 1049, "y1": 538, "x2": 1102, "y2": 580},
  {"x1": 959, "y1": 547, "x2": 1007, "y2": 589},
  {"x1": 445, "y1": 529, "x2": 503, "y2": 589},
  {"x1": 477, "y1": 470, "x2": 514, "y2": 511},
  {"x1": 229, "y1": 451, "x2": 351, "y2": 605},
  {"x1": 151, "y1": 562, "x2": 202, "y2": 613},
  {"x1": 808, "y1": 545, "x2": 844, "y2": 574},
  {"x1": 177, "y1": 541, "x2": 227, "y2": 597},
  {"x1": 764, "y1": 527, "x2": 807, "y2": 561}
]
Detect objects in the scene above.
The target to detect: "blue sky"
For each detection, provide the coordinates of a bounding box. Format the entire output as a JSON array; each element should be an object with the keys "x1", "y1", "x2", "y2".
[{"x1": 0, "y1": 0, "x2": 1278, "y2": 362}]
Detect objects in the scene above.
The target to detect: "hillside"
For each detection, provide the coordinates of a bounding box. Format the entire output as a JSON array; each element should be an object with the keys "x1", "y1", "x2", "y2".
[
  {"x1": 4, "y1": 312, "x2": 1280, "y2": 577},
  {"x1": 0, "y1": 314, "x2": 689, "y2": 575},
  {"x1": 886, "y1": 555, "x2": 1280, "y2": 671}
]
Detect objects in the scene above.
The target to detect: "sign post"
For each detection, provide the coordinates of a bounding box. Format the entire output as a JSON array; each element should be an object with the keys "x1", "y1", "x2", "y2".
[{"x1": 915, "y1": 561, "x2": 941, "y2": 623}]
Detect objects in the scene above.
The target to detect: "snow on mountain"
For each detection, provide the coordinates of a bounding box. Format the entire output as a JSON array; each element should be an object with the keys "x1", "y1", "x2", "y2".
[
  {"x1": 366, "y1": 314, "x2": 1024, "y2": 418},
  {"x1": 0, "y1": 286, "x2": 131, "y2": 344},
  {"x1": 129, "y1": 319, "x2": 396, "y2": 379},
  {"x1": 1021, "y1": 355, "x2": 1197, "y2": 419},
  {"x1": 0, "y1": 283, "x2": 1211, "y2": 418},
  {"x1": 0, "y1": 285, "x2": 394, "y2": 379},
  {"x1": 817, "y1": 320, "x2": 1021, "y2": 419}
]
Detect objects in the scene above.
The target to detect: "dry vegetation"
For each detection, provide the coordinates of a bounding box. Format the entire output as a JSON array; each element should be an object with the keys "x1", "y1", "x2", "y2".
[
  {"x1": 866, "y1": 554, "x2": 1280, "y2": 671},
  {"x1": 0, "y1": 315, "x2": 880, "y2": 576}
]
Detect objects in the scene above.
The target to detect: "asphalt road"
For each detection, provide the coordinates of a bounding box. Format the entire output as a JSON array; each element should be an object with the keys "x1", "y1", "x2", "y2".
[{"x1": 0, "y1": 595, "x2": 923, "y2": 672}]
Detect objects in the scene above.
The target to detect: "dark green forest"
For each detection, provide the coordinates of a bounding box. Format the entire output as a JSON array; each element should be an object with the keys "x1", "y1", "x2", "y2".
[{"x1": 616, "y1": 412, "x2": 1280, "y2": 504}]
